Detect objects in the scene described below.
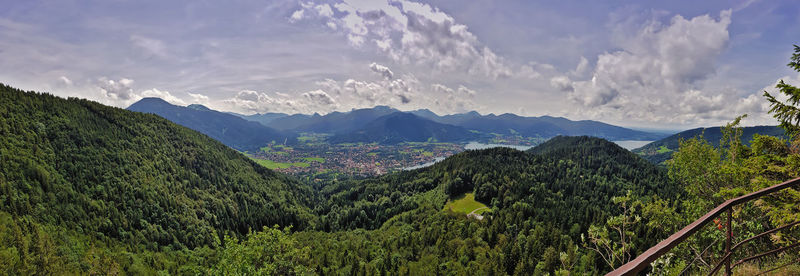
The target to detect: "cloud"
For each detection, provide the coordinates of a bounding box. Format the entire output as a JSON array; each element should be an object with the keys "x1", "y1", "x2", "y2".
[
  {"x1": 188, "y1": 92, "x2": 210, "y2": 104},
  {"x1": 130, "y1": 35, "x2": 167, "y2": 58},
  {"x1": 562, "y1": 10, "x2": 739, "y2": 124},
  {"x1": 302, "y1": 89, "x2": 337, "y2": 106},
  {"x1": 293, "y1": 0, "x2": 514, "y2": 79},
  {"x1": 289, "y1": 9, "x2": 305, "y2": 22},
  {"x1": 222, "y1": 62, "x2": 478, "y2": 115},
  {"x1": 97, "y1": 77, "x2": 136, "y2": 101},
  {"x1": 369, "y1": 62, "x2": 394, "y2": 79},
  {"x1": 140, "y1": 88, "x2": 186, "y2": 105},
  {"x1": 549, "y1": 76, "x2": 573, "y2": 92},
  {"x1": 431, "y1": 83, "x2": 478, "y2": 113},
  {"x1": 315, "y1": 4, "x2": 334, "y2": 18},
  {"x1": 224, "y1": 88, "x2": 339, "y2": 114},
  {"x1": 58, "y1": 76, "x2": 73, "y2": 86},
  {"x1": 95, "y1": 77, "x2": 186, "y2": 106},
  {"x1": 571, "y1": 56, "x2": 589, "y2": 77}
]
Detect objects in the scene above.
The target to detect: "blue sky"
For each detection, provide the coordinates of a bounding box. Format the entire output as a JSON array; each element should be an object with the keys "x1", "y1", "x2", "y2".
[{"x1": 1, "y1": 0, "x2": 799, "y2": 129}]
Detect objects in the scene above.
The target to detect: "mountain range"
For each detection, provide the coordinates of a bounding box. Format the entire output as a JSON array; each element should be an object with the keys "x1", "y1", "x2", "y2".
[
  {"x1": 127, "y1": 98, "x2": 667, "y2": 148},
  {"x1": 230, "y1": 105, "x2": 665, "y2": 143},
  {"x1": 412, "y1": 109, "x2": 665, "y2": 141},
  {"x1": 329, "y1": 112, "x2": 483, "y2": 144},
  {"x1": 128, "y1": 98, "x2": 296, "y2": 151}
]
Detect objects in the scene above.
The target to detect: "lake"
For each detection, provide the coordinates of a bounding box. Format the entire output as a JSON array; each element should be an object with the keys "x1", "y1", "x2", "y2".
[
  {"x1": 402, "y1": 157, "x2": 446, "y2": 170},
  {"x1": 612, "y1": 140, "x2": 653, "y2": 150}
]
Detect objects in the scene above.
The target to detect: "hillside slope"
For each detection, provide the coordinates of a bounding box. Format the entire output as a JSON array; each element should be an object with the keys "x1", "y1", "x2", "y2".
[
  {"x1": 633, "y1": 126, "x2": 785, "y2": 164},
  {"x1": 305, "y1": 136, "x2": 678, "y2": 274},
  {"x1": 128, "y1": 98, "x2": 295, "y2": 151},
  {"x1": 0, "y1": 84, "x2": 315, "y2": 250}
]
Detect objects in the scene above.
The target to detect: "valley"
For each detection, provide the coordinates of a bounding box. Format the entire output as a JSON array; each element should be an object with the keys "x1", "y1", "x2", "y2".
[
  {"x1": 243, "y1": 134, "x2": 544, "y2": 178},
  {"x1": 3, "y1": 1, "x2": 800, "y2": 273}
]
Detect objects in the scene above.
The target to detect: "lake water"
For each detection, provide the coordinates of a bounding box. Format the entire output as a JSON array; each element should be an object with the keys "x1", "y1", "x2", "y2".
[
  {"x1": 612, "y1": 140, "x2": 653, "y2": 150},
  {"x1": 402, "y1": 157, "x2": 446, "y2": 170}
]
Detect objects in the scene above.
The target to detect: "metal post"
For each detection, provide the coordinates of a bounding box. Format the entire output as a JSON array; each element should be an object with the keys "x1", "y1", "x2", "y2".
[{"x1": 725, "y1": 208, "x2": 732, "y2": 276}]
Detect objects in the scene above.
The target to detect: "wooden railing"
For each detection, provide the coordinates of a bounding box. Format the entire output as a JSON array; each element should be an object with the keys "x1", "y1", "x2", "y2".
[{"x1": 607, "y1": 177, "x2": 800, "y2": 276}]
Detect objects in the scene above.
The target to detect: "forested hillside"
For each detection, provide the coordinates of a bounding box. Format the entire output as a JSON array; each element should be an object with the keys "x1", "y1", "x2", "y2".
[
  {"x1": 633, "y1": 125, "x2": 785, "y2": 164},
  {"x1": 0, "y1": 85, "x2": 681, "y2": 274},
  {"x1": 6, "y1": 83, "x2": 796, "y2": 274},
  {"x1": 302, "y1": 136, "x2": 680, "y2": 274},
  {"x1": 0, "y1": 84, "x2": 315, "y2": 259}
]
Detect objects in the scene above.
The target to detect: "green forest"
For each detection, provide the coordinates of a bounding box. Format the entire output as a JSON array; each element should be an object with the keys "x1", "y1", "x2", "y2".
[{"x1": 0, "y1": 47, "x2": 799, "y2": 275}]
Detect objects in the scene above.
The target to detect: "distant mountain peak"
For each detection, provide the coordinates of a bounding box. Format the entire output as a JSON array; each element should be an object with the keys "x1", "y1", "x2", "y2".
[
  {"x1": 187, "y1": 104, "x2": 211, "y2": 111},
  {"x1": 127, "y1": 97, "x2": 295, "y2": 150},
  {"x1": 131, "y1": 97, "x2": 170, "y2": 106}
]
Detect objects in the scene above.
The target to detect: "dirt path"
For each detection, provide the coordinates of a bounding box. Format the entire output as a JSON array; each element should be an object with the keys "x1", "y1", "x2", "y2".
[{"x1": 467, "y1": 207, "x2": 489, "y2": 220}]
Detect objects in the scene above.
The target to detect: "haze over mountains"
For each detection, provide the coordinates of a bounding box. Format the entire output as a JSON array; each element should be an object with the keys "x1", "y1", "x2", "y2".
[{"x1": 127, "y1": 98, "x2": 667, "y2": 149}]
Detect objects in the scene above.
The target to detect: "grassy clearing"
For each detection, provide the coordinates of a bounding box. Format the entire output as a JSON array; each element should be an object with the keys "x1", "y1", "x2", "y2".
[
  {"x1": 444, "y1": 193, "x2": 489, "y2": 214},
  {"x1": 657, "y1": 145, "x2": 672, "y2": 154},
  {"x1": 250, "y1": 158, "x2": 309, "y2": 169},
  {"x1": 303, "y1": 157, "x2": 325, "y2": 163}
]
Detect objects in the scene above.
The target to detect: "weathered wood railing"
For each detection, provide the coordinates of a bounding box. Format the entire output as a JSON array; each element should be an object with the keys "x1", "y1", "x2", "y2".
[{"x1": 607, "y1": 177, "x2": 800, "y2": 276}]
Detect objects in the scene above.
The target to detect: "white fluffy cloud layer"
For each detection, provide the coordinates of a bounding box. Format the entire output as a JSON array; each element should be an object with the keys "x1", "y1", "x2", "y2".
[
  {"x1": 94, "y1": 77, "x2": 194, "y2": 107},
  {"x1": 293, "y1": 0, "x2": 514, "y2": 79},
  {"x1": 4, "y1": 0, "x2": 797, "y2": 129},
  {"x1": 221, "y1": 62, "x2": 480, "y2": 115},
  {"x1": 547, "y1": 10, "x2": 778, "y2": 125}
]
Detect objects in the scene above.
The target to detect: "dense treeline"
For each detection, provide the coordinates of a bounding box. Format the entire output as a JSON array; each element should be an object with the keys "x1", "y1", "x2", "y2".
[
  {"x1": 0, "y1": 83, "x2": 315, "y2": 252},
  {"x1": 305, "y1": 137, "x2": 680, "y2": 274},
  {"x1": 633, "y1": 125, "x2": 786, "y2": 164},
  {"x1": 0, "y1": 83, "x2": 678, "y2": 273}
]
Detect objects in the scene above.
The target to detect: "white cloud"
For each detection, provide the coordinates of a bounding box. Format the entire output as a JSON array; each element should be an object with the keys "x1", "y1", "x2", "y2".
[
  {"x1": 571, "y1": 56, "x2": 589, "y2": 77},
  {"x1": 315, "y1": 4, "x2": 334, "y2": 18},
  {"x1": 302, "y1": 89, "x2": 337, "y2": 106},
  {"x1": 549, "y1": 76, "x2": 573, "y2": 92},
  {"x1": 224, "y1": 88, "x2": 339, "y2": 114},
  {"x1": 222, "y1": 63, "x2": 479, "y2": 115},
  {"x1": 431, "y1": 83, "x2": 478, "y2": 113},
  {"x1": 563, "y1": 10, "x2": 740, "y2": 124},
  {"x1": 292, "y1": 0, "x2": 514, "y2": 79},
  {"x1": 95, "y1": 77, "x2": 187, "y2": 107},
  {"x1": 188, "y1": 92, "x2": 210, "y2": 104},
  {"x1": 140, "y1": 88, "x2": 186, "y2": 105},
  {"x1": 58, "y1": 76, "x2": 73, "y2": 86},
  {"x1": 369, "y1": 62, "x2": 394, "y2": 79},
  {"x1": 97, "y1": 77, "x2": 136, "y2": 101},
  {"x1": 289, "y1": 9, "x2": 305, "y2": 22},
  {"x1": 130, "y1": 35, "x2": 167, "y2": 58}
]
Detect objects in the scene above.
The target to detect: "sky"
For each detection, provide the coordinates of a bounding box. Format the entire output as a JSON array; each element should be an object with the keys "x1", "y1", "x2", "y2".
[{"x1": 1, "y1": 0, "x2": 800, "y2": 129}]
